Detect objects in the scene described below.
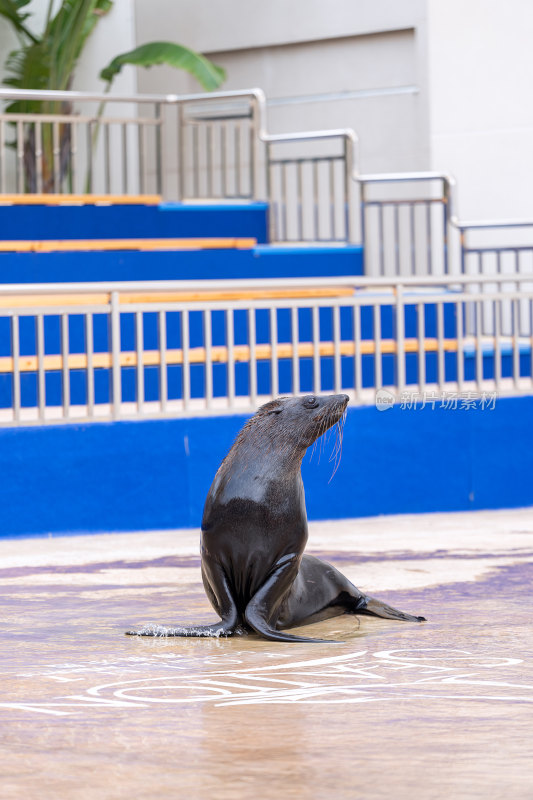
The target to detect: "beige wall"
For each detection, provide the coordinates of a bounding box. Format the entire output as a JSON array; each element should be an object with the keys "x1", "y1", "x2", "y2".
[
  {"x1": 133, "y1": 0, "x2": 533, "y2": 219},
  {"x1": 134, "y1": 0, "x2": 431, "y2": 175},
  {"x1": 426, "y1": 0, "x2": 533, "y2": 219},
  {"x1": 134, "y1": 0, "x2": 425, "y2": 54}
]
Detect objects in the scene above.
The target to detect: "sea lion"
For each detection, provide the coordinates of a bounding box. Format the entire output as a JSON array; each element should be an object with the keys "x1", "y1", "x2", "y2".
[{"x1": 127, "y1": 394, "x2": 425, "y2": 642}]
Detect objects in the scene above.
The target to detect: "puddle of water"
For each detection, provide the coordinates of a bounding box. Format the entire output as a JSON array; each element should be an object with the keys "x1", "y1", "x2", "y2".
[{"x1": 1, "y1": 536, "x2": 532, "y2": 800}]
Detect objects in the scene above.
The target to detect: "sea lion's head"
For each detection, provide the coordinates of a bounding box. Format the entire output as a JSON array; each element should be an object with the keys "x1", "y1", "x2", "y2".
[
  {"x1": 216, "y1": 393, "x2": 350, "y2": 481},
  {"x1": 251, "y1": 393, "x2": 349, "y2": 451}
]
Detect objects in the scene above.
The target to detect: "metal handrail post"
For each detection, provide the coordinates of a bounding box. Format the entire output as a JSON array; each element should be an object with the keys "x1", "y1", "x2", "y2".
[
  {"x1": 155, "y1": 101, "x2": 163, "y2": 197},
  {"x1": 177, "y1": 103, "x2": 185, "y2": 201},
  {"x1": 265, "y1": 140, "x2": 276, "y2": 242},
  {"x1": 343, "y1": 134, "x2": 352, "y2": 243}
]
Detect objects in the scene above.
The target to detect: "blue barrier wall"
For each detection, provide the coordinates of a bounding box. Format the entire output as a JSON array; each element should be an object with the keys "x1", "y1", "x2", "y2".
[
  {"x1": 0, "y1": 244, "x2": 363, "y2": 283},
  {"x1": 1, "y1": 395, "x2": 532, "y2": 537},
  {"x1": 0, "y1": 203, "x2": 270, "y2": 242}
]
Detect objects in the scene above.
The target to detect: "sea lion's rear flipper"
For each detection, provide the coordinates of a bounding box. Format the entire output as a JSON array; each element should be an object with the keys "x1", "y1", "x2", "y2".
[
  {"x1": 244, "y1": 554, "x2": 342, "y2": 643},
  {"x1": 246, "y1": 606, "x2": 342, "y2": 644},
  {"x1": 244, "y1": 608, "x2": 341, "y2": 644},
  {"x1": 360, "y1": 596, "x2": 426, "y2": 623},
  {"x1": 125, "y1": 623, "x2": 237, "y2": 638}
]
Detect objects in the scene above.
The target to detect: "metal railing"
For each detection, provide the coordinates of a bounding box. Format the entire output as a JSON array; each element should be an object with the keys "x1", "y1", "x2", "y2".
[
  {"x1": 0, "y1": 87, "x2": 267, "y2": 200},
  {"x1": 459, "y1": 219, "x2": 533, "y2": 277},
  {"x1": 358, "y1": 172, "x2": 455, "y2": 276},
  {"x1": 1, "y1": 85, "x2": 532, "y2": 428},
  {"x1": 176, "y1": 93, "x2": 262, "y2": 202},
  {"x1": 1, "y1": 89, "x2": 165, "y2": 195},
  {"x1": 0, "y1": 86, "x2": 463, "y2": 262},
  {"x1": 457, "y1": 220, "x2": 533, "y2": 335},
  {"x1": 1, "y1": 273, "x2": 531, "y2": 426},
  {"x1": 0, "y1": 87, "x2": 362, "y2": 243},
  {"x1": 2, "y1": 86, "x2": 533, "y2": 267},
  {"x1": 0, "y1": 87, "x2": 468, "y2": 258},
  {"x1": 265, "y1": 129, "x2": 357, "y2": 244}
]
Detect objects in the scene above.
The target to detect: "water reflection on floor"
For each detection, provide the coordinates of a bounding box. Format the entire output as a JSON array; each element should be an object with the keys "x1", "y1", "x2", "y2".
[{"x1": 1, "y1": 509, "x2": 533, "y2": 800}]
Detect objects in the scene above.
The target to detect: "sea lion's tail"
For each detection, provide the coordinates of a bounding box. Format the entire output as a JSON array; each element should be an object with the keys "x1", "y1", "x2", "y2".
[{"x1": 360, "y1": 596, "x2": 426, "y2": 623}]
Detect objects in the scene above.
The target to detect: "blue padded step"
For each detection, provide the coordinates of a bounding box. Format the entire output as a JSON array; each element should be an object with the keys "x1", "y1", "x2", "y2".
[
  {"x1": 0, "y1": 244, "x2": 363, "y2": 283},
  {"x1": 0, "y1": 202, "x2": 269, "y2": 243}
]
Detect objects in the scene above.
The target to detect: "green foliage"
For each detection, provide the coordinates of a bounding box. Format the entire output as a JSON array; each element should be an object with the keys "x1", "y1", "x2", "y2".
[
  {"x1": 1, "y1": 0, "x2": 113, "y2": 114},
  {"x1": 46, "y1": 0, "x2": 113, "y2": 90},
  {"x1": 0, "y1": 0, "x2": 36, "y2": 42},
  {"x1": 0, "y1": 0, "x2": 226, "y2": 191},
  {"x1": 100, "y1": 41, "x2": 226, "y2": 90},
  {"x1": 0, "y1": 0, "x2": 226, "y2": 97}
]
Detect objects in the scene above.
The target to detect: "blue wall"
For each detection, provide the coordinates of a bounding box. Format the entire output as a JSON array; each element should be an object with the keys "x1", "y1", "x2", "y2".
[{"x1": 1, "y1": 395, "x2": 532, "y2": 537}]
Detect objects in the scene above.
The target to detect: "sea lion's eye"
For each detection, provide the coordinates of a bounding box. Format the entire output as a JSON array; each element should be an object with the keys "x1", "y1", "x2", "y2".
[{"x1": 303, "y1": 396, "x2": 319, "y2": 409}]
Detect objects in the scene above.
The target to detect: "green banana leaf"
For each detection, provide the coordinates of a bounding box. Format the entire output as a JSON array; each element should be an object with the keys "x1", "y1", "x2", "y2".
[
  {"x1": 0, "y1": 0, "x2": 37, "y2": 43},
  {"x1": 47, "y1": 0, "x2": 112, "y2": 90},
  {"x1": 3, "y1": 0, "x2": 113, "y2": 113},
  {"x1": 3, "y1": 41, "x2": 51, "y2": 110},
  {"x1": 100, "y1": 41, "x2": 226, "y2": 91}
]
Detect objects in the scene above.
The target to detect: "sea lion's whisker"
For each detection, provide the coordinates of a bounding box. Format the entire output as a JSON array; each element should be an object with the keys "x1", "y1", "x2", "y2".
[
  {"x1": 328, "y1": 436, "x2": 343, "y2": 481},
  {"x1": 334, "y1": 412, "x2": 346, "y2": 456},
  {"x1": 311, "y1": 412, "x2": 326, "y2": 463},
  {"x1": 328, "y1": 408, "x2": 346, "y2": 480},
  {"x1": 329, "y1": 411, "x2": 344, "y2": 461},
  {"x1": 317, "y1": 412, "x2": 331, "y2": 463},
  {"x1": 328, "y1": 426, "x2": 342, "y2": 466}
]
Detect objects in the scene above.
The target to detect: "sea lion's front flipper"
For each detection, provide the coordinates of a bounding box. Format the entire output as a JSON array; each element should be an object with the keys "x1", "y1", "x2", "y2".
[
  {"x1": 360, "y1": 596, "x2": 426, "y2": 622},
  {"x1": 244, "y1": 553, "x2": 342, "y2": 643},
  {"x1": 125, "y1": 623, "x2": 238, "y2": 637}
]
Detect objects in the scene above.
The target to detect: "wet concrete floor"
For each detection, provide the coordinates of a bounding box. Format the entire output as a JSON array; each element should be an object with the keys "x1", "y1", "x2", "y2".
[{"x1": 1, "y1": 508, "x2": 533, "y2": 800}]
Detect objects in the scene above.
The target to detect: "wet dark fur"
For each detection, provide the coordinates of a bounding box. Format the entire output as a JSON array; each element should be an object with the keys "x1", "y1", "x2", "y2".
[{"x1": 127, "y1": 394, "x2": 425, "y2": 642}]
